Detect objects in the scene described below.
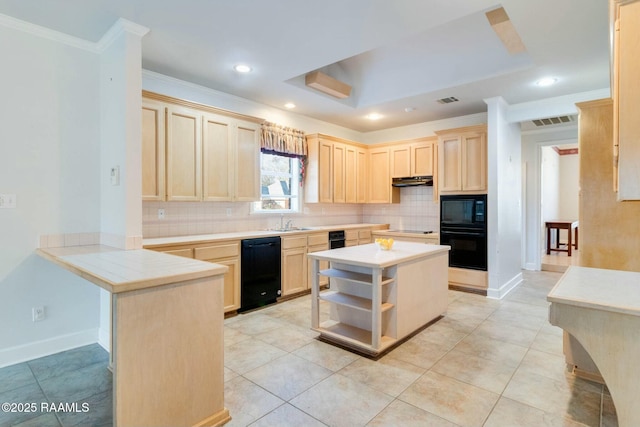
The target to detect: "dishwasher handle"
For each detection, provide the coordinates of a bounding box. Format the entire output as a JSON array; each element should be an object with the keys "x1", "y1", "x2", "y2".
[{"x1": 245, "y1": 242, "x2": 277, "y2": 248}]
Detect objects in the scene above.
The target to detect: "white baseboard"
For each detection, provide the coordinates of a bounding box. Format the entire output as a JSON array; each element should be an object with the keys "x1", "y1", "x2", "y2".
[
  {"x1": 524, "y1": 262, "x2": 538, "y2": 271},
  {"x1": 0, "y1": 328, "x2": 99, "y2": 368},
  {"x1": 487, "y1": 272, "x2": 523, "y2": 299}
]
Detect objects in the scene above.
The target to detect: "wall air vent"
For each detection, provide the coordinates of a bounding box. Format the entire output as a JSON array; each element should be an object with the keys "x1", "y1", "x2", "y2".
[
  {"x1": 436, "y1": 97, "x2": 459, "y2": 104},
  {"x1": 532, "y1": 116, "x2": 574, "y2": 127}
]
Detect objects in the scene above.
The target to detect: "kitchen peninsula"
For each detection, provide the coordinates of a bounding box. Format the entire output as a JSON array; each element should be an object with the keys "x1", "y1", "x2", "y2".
[
  {"x1": 548, "y1": 266, "x2": 640, "y2": 427},
  {"x1": 308, "y1": 241, "x2": 450, "y2": 356},
  {"x1": 37, "y1": 245, "x2": 230, "y2": 427}
]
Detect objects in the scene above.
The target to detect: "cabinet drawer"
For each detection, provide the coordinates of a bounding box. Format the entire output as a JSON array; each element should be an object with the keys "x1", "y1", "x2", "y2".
[
  {"x1": 307, "y1": 233, "x2": 328, "y2": 246},
  {"x1": 345, "y1": 230, "x2": 358, "y2": 240},
  {"x1": 162, "y1": 248, "x2": 193, "y2": 258},
  {"x1": 282, "y1": 236, "x2": 307, "y2": 249},
  {"x1": 194, "y1": 243, "x2": 239, "y2": 260},
  {"x1": 358, "y1": 229, "x2": 372, "y2": 240},
  {"x1": 307, "y1": 243, "x2": 329, "y2": 252}
]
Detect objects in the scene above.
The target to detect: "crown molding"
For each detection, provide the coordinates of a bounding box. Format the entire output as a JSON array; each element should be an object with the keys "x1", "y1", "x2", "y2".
[
  {"x1": 0, "y1": 12, "x2": 97, "y2": 52},
  {"x1": 96, "y1": 18, "x2": 149, "y2": 52},
  {"x1": 0, "y1": 13, "x2": 149, "y2": 54}
]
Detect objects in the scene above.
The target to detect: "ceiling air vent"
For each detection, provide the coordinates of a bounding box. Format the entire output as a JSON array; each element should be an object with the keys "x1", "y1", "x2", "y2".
[
  {"x1": 436, "y1": 97, "x2": 459, "y2": 104},
  {"x1": 532, "y1": 115, "x2": 574, "y2": 127}
]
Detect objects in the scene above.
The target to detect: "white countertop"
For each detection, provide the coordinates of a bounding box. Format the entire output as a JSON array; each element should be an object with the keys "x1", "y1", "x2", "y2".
[
  {"x1": 547, "y1": 266, "x2": 640, "y2": 317},
  {"x1": 37, "y1": 245, "x2": 227, "y2": 294},
  {"x1": 307, "y1": 241, "x2": 450, "y2": 269},
  {"x1": 143, "y1": 223, "x2": 388, "y2": 248},
  {"x1": 372, "y1": 230, "x2": 440, "y2": 239}
]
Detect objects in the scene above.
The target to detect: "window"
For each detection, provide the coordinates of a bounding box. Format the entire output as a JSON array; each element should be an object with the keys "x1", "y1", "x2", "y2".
[{"x1": 253, "y1": 152, "x2": 300, "y2": 212}]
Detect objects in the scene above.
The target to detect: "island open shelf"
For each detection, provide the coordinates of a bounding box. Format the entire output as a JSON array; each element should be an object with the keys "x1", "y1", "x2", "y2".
[{"x1": 308, "y1": 241, "x2": 450, "y2": 357}]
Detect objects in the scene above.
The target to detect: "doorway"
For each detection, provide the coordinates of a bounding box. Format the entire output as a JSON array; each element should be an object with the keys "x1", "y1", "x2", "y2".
[{"x1": 539, "y1": 144, "x2": 580, "y2": 271}]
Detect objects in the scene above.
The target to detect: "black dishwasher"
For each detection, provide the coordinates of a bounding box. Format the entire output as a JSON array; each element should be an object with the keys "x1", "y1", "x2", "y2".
[{"x1": 239, "y1": 237, "x2": 281, "y2": 312}]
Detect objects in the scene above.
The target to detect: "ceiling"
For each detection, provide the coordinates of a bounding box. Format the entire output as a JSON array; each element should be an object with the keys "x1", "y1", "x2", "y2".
[{"x1": 0, "y1": 0, "x2": 611, "y2": 132}]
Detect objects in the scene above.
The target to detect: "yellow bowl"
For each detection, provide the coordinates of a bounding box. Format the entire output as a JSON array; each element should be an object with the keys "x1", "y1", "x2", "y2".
[{"x1": 375, "y1": 238, "x2": 394, "y2": 251}]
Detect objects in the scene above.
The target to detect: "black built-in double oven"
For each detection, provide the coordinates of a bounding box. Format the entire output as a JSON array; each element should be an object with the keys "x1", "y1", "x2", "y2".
[{"x1": 440, "y1": 194, "x2": 487, "y2": 271}]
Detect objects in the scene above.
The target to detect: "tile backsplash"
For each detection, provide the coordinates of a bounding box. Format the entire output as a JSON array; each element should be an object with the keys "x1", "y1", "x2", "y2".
[
  {"x1": 143, "y1": 186, "x2": 439, "y2": 238},
  {"x1": 362, "y1": 186, "x2": 439, "y2": 232}
]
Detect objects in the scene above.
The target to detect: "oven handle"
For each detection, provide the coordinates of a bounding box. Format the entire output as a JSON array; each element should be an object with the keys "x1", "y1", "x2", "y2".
[{"x1": 441, "y1": 230, "x2": 486, "y2": 237}]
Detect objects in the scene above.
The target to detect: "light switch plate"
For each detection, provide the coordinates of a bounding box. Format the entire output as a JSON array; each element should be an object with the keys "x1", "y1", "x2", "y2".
[
  {"x1": 0, "y1": 194, "x2": 16, "y2": 208},
  {"x1": 110, "y1": 166, "x2": 120, "y2": 186}
]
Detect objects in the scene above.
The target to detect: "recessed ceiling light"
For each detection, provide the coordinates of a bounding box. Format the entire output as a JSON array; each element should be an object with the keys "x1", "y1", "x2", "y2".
[
  {"x1": 234, "y1": 64, "x2": 252, "y2": 73},
  {"x1": 284, "y1": 102, "x2": 296, "y2": 109},
  {"x1": 366, "y1": 113, "x2": 383, "y2": 121},
  {"x1": 536, "y1": 77, "x2": 557, "y2": 87},
  {"x1": 404, "y1": 107, "x2": 416, "y2": 113}
]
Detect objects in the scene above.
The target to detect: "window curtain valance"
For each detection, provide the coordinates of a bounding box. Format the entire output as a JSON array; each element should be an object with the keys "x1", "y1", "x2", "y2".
[{"x1": 260, "y1": 122, "x2": 307, "y2": 159}]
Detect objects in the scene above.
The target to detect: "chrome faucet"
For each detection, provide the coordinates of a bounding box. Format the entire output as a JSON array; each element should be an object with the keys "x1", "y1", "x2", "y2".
[
  {"x1": 285, "y1": 219, "x2": 293, "y2": 230},
  {"x1": 280, "y1": 214, "x2": 284, "y2": 230}
]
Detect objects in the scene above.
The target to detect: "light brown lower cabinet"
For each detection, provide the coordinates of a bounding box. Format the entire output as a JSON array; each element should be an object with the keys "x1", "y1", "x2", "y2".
[
  {"x1": 153, "y1": 241, "x2": 241, "y2": 313},
  {"x1": 281, "y1": 236, "x2": 308, "y2": 296},
  {"x1": 194, "y1": 243, "x2": 241, "y2": 313}
]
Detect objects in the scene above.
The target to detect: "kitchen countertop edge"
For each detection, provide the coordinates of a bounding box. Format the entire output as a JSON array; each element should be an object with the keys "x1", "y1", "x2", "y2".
[
  {"x1": 37, "y1": 245, "x2": 228, "y2": 294},
  {"x1": 143, "y1": 223, "x2": 389, "y2": 248}
]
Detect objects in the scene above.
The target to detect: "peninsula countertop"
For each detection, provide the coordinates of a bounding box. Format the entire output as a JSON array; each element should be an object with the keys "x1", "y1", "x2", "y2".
[
  {"x1": 37, "y1": 245, "x2": 227, "y2": 294},
  {"x1": 307, "y1": 241, "x2": 450, "y2": 269},
  {"x1": 547, "y1": 265, "x2": 640, "y2": 317}
]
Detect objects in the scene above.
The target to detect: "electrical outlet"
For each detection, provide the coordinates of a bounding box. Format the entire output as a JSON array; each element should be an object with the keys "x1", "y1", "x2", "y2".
[
  {"x1": 226, "y1": 208, "x2": 232, "y2": 217},
  {"x1": 0, "y1": 194, "x2": 17, "y2": 209},
  {"x1": 158, "y1": 209, "x2": 165, "y2": 219},
  {"x1": 32, "y1": 306, "x2": 45, "y2": 322}
]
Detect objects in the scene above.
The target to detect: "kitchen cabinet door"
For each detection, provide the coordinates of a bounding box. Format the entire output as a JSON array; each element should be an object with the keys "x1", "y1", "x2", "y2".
[
  {"x1": 142, "y1": 100, "x2": 166, "y2": 201},
  {"x1": 333, "y1": 142, "x2": 346, "y2": 203},
  {"x1": 438, "y1": 135, "x2": 462, "y2": 192},
  {"x1": 305, "y1": 136, "x2": 333, "y2": 203},
  {"x1": 166, "y1": 105, "x2": 202, "y2": 201},
  {"x1": 411, "y1": 141, "x2": 434, "y2": 177},
  {"x1": 368, "y1": 147, "x2": 400, "y2": 203},
  {"x1": 235, "y1": 122, "x2": 261, "y2": 201},
  {"x1": 282, "y1": 247, "x2": 307, "y2": 296},
  {"x1": 202, "y1": 113, "x2": 233, "y2": 201},
  {"x1": 461, "y1": 132, "x2": 487, "y2": 191},
  {"x1": 614, "y1": 0, "x2": 640, "y2": 200},
  {"x1": 390, "y1": 145, "x2": 411, "y2": 178},
  {"x1": 345, "y1": 145, "x2": 357, "y2": 203},
  {"x1": 356, "y1": 148, "x2": 368, "y2": 203}
]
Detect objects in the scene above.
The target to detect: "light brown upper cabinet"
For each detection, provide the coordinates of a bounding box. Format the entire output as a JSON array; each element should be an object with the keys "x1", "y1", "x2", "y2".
[
  {"x1": 390, "y1": 145, "x2": 411, "y2": 178},
  {"x1": 612, "y1": 0, "x2": 640, "y2": 200},
  {"x1": 142, "y1": 99, "x2": 166, "y2": 201},
  {"x1": 166, "y1": 105, "x2": 202, "y2": 201},
  {"x1": 141, "y1": 91, "x2": 262, "y2": 202},
  {"x1": 368, "y1": 146, "x2": 400, "y2": 203},
  {"x1": 411, "y1": 139, "x2": 435, "y2": 177},
  {"x1": 305, "y1": 134, "x2": 368, "y2": 203},
  {"x1": 435, "y1": 125, "x2": 487, "y2": 194},
  {"x1": 389, "y1": 138, "x2": 436, "y2": 178}
]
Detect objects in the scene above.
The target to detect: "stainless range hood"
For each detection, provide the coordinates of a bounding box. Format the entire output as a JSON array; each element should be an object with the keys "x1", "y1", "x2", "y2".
[{"x1": 392, "y1": 176, "x2": 433, "y2": 187}]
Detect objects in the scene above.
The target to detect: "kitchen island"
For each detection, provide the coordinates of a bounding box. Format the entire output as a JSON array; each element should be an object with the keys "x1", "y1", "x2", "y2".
[
  {"x1": 548, "y1": 266, "x2": 640, "y2": 427},
  {"x1": 37, "y1": 245, "x2": 230, "y2": 427},
  {"x1": 308, "y1": 241, "x2": 450, "y2": 356}
]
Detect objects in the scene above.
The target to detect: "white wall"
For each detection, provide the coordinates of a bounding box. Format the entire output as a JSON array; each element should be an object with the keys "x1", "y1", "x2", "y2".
[
  {"x1": 0, "y1": 23, "x2": 102, "y2": 366},
  {"x1": 541, "y1": 146, "x2": 561, "y2": 226},
  {"x1": 485, "y1": 97, "x2": 523, "y2": 298},
  {"x1": 559, "y1": 153, "x2": 579, "y2": 220}
]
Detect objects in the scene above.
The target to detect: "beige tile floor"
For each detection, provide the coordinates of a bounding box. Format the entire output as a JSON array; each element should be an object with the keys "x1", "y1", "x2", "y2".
[{"x1": 222, "y1": 270, "x2": 618, "y2": 427}]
